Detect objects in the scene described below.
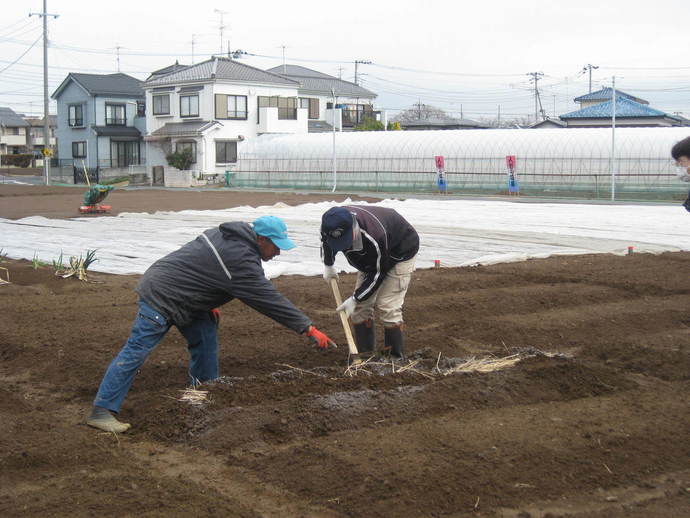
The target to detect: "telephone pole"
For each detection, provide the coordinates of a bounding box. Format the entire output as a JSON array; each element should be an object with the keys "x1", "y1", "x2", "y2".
[
  {"x1": 583, "y1": 63, "x2": 599, "y2": 93},
  {"x1": 29, "y1": 0, "x2": 59, "y2": 186},
  {"x1": 191, "y1": 34, "x2": 197, "y2": 64},
  {"x1": 354, "y1": 59, "x2": 371, "y2": 85},
  {"x1": 527, "y1": 71, "x2": 544, "y2": 122}
]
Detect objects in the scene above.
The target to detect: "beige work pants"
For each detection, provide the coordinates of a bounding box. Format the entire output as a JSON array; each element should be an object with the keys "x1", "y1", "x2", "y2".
[{"x1": 351, "y1": 256, "x2": 416, "y2": 326}]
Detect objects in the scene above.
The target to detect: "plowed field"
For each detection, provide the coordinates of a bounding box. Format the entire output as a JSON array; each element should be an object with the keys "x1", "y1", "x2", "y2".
[{"x1": 1, "y1": 186, "x2": 688, "y2": 517}]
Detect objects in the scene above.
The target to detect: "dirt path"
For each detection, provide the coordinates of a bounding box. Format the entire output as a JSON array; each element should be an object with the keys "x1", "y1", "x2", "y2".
[{"x1": 0, "y1": 185, "x2": 376, "y2": 220}]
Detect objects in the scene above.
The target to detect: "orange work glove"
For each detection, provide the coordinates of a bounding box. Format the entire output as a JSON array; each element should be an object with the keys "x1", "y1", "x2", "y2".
[{"x1": 305, "y1": 325, "x2": 337, "y2": 350}]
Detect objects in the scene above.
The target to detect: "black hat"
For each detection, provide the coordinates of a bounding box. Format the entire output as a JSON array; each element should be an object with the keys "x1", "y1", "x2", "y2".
[{"x1": 321, "y1": 207, "x2": 354, "y2": 252}]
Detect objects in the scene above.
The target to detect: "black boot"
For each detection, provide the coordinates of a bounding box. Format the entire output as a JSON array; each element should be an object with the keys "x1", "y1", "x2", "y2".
[
  {"x1": 353, "y1": 319, "x2": 375, "y2": 354},
  {"x1": 384, "y1": 325, "x2": 405, "y2": 359}
]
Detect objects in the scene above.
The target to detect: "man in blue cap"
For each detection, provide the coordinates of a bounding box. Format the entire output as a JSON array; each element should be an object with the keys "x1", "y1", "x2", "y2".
[
  {"x1": 321, "y1": 206, "x2": 419, "y2": 360},
  {"x1": 87, "y1": 216, "x2": 334, "y2": 433}
]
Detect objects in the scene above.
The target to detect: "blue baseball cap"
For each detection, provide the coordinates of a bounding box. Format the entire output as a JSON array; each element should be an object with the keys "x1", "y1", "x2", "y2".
[
  {"x1": 252, "y1": 216, "x2": 296, "y2": 250},
  {"x1": 321, "y1": 207, "x2": 354, "y2": 252}
]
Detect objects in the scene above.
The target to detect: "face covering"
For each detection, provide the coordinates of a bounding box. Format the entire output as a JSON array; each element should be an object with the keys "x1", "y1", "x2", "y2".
[{"x1": 676, "y1": 166, "x2": 690, "y2": 182}]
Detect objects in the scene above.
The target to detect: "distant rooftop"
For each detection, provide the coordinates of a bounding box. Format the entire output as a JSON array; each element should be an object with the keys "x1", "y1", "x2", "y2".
[
  {"x1": 147, "y1": 61, "x2": 190, "y2": 81},
  {"x1": 400, "y1": 117, "x2": 488, "y2": 129},
  {"x1": 266, "y1": 64, "x2": 376, "y2": 98},
  {"x1": 574, "y1": 87, "x2": 648, "y2": 105},
  {"x1": 144, "y1": 57, "x2": 298, "y2": 87},
  {"x1": 52, "y1": 73, "x2": 144, "y2": 99},
  {"x1": 0, "y1": 107, "x2": 30, "y2": 127},
  {"x1": 560, "y1": 96, "x2": 680, "y2": 120}
]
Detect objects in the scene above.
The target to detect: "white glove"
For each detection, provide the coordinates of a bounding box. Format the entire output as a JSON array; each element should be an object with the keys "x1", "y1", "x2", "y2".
[
  {"x1": 323, "y1": 265, "x2": 339, "y2": 281},
  {"x1": 336, "y1": 296, "x2": 357, "y2": 317},
  {"x1": 676, "y1": 167, "x2": 690, "y2": 182}
]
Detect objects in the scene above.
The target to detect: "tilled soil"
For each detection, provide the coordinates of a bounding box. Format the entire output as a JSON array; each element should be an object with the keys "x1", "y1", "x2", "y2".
[{"x1": 0, "y1": 187, "x2": 689, "y2": 517}]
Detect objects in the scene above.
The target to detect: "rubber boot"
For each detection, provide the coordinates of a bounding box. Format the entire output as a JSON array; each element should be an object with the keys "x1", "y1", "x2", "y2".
[
  {"x1": 384, "y1": 324, "x2": 405, "y2": 360},
  {"x1": 353, "y1": 319, "x2": 375, "y2": 355},
  {"x1": 86, "y1": 406, "x2": 131, "y2": 433}
]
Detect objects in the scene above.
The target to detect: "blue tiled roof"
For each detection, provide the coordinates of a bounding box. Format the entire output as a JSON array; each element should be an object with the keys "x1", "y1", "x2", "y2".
[
  {"x1": 574, "y1": 87, "x2": 647, "y2": 105},
  {"x1": 560, "y1": 97, "x2": 679, "y2": 120}
]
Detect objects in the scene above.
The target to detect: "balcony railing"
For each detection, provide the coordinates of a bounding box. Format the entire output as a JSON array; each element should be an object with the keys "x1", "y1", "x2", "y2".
[{"x1": 105, "y1": 118, "x2": 126, "y2": 126}]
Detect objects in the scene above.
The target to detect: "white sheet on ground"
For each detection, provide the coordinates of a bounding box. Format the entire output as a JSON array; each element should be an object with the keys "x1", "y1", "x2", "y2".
[{"x1": 0, "y1": 198, "x2": 688, "y2": 277}]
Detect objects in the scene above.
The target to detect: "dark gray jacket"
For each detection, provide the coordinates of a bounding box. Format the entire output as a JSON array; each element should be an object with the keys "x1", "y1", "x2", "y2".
[{"x1": 136, "y1": 222, "x2": 312, "y2": 332}]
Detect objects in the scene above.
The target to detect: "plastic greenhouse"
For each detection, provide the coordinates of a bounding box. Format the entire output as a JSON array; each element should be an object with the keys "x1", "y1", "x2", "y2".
[{"x1": 234, "y1": 127, "x2": 690, "y2": 198}]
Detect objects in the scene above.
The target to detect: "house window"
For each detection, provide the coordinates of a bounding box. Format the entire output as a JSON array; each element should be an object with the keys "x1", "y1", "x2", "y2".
[
  {"x1": 176, "y1": 140, "x2": 196, "y2": 163},
  {"x1": 257, "y1": 96, "x2": 297, "y2": 122},
  {"x1": 152, "y1": 94, "x2": 170, "y2": 115},
  {"x1": 68, "y1": 104, "x2": 84, "y2": 127},
  {"x1": 215, "y1": 94, "x2": 247, "y2": 120},
  {"x1": 299, "y1": 97, "x2": 320, "y2": 119},
  {"x1": 72, "y1": 141, "x2": 86, "y2": 158},
  {"x1": 215, "y1": 140, "x2": 237, "y2": 164},
  {"x1": 136, "y1": 101, "x2": 146, "y2": 117},
  {"x1": 110, "y1": 140, "x2": 140, "y2": 168},
  {"x1": 180, "y1": 94, "x2": 199, "y2": 117},
  {"x1": 105, "y1": 104, "x2": 126, "y2": 126},
  {"x1": 278, "y1": 97, "x2": 297, "y2": 120}
]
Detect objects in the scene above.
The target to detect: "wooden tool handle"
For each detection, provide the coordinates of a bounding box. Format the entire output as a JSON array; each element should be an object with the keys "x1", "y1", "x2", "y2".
[{"x1": 329, "y1": 278, "x2": 359, "y2": 356}]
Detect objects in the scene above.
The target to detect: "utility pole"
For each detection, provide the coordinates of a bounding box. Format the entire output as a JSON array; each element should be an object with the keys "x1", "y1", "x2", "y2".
[
  {"x1": 29, "y1": 0, "x2": 58, "y2": 186},
  {"x1": 214, "y1": 8, "x2": 227, "y2": 55},
  {"x1": 281, "y1": 45, "x2": 287, "y2": 74},
  {"x1": 191, "y1": 34, "x2": 197, "y2": 64},
  {"x1": 354, "y1": 60, "x2": 371, "y2": 85},
  {"x1": 337, "y1": 66, "x2": 344, "y2": 80},
  {"x1": 414, "y1": 99, "x2": 423, "y2": 120},
  {"x1": 583, "y1": 63, "x2": 599, "y2": 93},
  {"x1": 497, "y1": 105, "x2": 501, "y2": 127},
  {"x1": 527, "y1": 71, "x2": 544, "y2": 123},
  {"x1": 611, "y1": 76, "x2": 617, "y2": 201}
]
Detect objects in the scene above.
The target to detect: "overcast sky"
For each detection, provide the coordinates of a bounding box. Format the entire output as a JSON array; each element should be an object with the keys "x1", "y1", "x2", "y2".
[{"x1": 2, "y1": 0, "x2": 689, "y2": 121}]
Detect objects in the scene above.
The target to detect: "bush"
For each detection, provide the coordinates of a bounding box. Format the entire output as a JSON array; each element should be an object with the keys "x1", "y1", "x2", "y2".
[
  {"x1": 166, "y1": 148, "x2": 194, "y2": 171},
  {"x1": 353, "y1": 117, "x2": 385, "y2": 131},
  {"x1": 1, "y1": 154, "x2": 33, "y2": 168},
  {"x1": 100, "y1": 176, "x2": 129, "y2": 185}
]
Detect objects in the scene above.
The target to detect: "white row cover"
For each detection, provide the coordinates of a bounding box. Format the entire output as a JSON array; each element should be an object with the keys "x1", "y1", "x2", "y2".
[{"x1": 1, "y1": 198, "x2": 688, "y2": 278}]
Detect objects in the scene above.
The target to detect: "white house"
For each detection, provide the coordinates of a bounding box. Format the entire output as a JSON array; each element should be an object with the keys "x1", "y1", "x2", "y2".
[
  {"x1": 266, "y1": 64, "x2": 381, "y2": 131},
  {"x1": 143, "y1": 56, "x2": 308, "y2": 183}
]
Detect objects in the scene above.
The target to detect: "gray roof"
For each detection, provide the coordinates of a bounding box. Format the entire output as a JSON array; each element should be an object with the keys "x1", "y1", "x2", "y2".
[
  {"x1": 529, "y1": 118, "x2": 566, "y2": 128},
  {"x1": 308, "y1": 120, "x2": 334, "y2": 133},
  {"x1": 25, "y1": 115, "x2": 57, "y2": 127},
  {"x1": 52, "y1": 73, "x2": 144, "y2": 99},
  {"x1": 148, "y1": 121, "x2": 220, "y2": 138},
  {"x1": 266, "y1": 64, "x2": 377, "y2": 98},
  {"x1": 574, "y1": 87, "x2": 647, "y2": 105},
  {"x1": 0, "y1": 107, "x2": 30, "y2": 127},
  {"x1": 93, "y1": 126, "x2": 142, "y2": 137},
  {"x1": 401, "y1": 117, "x2": 488, "y2": 129},
  {"x1": 144, "y1": 57, "x2": 299, "y2": 87},
  {"x1": 147, "y1": 61, "x2": 190, "y2": 81}
]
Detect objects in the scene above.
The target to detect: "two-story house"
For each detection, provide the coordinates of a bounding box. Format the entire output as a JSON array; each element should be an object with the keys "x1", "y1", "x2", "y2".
[
  {"x1": 0, "y1": 107, "x2": 29, "y2": 155},
  {"x1": 143, "y1": 56, "x2": 307, "y2": 179},
  {"x1": 25, "y1": 115, "x2": 57, "y2": 157},
  {"x1": 266, "y1": 65, "x2": 380, "y2": 131},
  {"x1": 51, "y1": 73, "x2": 145, "y2": 173}
]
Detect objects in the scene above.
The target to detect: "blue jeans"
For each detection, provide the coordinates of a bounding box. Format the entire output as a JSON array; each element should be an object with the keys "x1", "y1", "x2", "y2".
[{"x1": 93, "y1": 299, "x2": 219, "y2": 413}]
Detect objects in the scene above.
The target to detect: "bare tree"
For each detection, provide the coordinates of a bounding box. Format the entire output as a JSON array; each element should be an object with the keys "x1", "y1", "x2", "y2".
[{"x1": 393, "y1": 103, "x2": 450, "y2": 122}]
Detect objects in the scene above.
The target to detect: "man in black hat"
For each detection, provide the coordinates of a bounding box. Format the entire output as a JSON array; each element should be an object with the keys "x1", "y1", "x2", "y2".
[{"x1": 321, "y1": 206, "x2": 419, "y2": 359}]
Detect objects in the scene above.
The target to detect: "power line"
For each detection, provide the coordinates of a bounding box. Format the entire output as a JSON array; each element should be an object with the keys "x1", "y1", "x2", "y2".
[{"x1": 0, "y1": 34, "x2": 42, "y2": 75}]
